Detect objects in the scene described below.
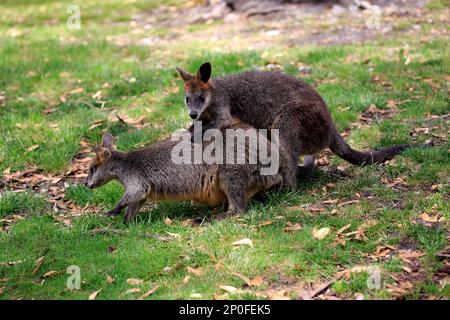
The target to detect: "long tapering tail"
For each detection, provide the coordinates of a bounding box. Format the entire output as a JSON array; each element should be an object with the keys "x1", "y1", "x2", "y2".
[{"x1": 329, "y1": 127, "x2": 430, "y2": 165}]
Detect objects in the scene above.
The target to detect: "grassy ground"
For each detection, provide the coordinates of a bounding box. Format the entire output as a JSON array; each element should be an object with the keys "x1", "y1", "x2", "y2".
[{"x1": 0, "y1": 0, "x2": 449, "y2": 300}]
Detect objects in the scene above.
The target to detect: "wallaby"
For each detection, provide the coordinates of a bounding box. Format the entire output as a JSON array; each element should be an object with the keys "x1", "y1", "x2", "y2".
[
  {"x1": 176, "y1": 62, "x2": 427, "y2": 188},
  {"x1": 84, "y1": 120, "x2": 284, "y2": 223}
]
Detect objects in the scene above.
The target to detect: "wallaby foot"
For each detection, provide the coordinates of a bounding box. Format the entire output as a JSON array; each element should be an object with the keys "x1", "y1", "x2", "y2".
[
  {"x1": 218, "y1": 175, "x2": 247, "y2": 220},
  {"x1": 123, "y1": 200, "x2": 146, "y2": 223},
  {"x1": 296, "y1": 155, "x2": 315, "y2": 179},
  {"x1": 105, "y1": 208, "x2": 121, "y2": 217},
  {"x1": 280, "y1": 159, "x2": 298, "y2": 190},
  {"x1": 106, "y1": 192, "x2": 144, "y2": 219}
]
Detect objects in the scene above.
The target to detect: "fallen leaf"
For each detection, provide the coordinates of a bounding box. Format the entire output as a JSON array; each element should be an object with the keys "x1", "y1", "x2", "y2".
[
  {"x1": 140, "y1": 285, "x2": 159, "y2": 299},
  {"x1": 27, "y1": 144, "x2": 40, "y2": 152},
  {"x1": 268, "y1": 289, "x2": 290, "y2": 300},
  {"x1": 125, "y1": 288, "x2": 141, "y2": 294},
  {"x1": 419, "y1": 212, "x2": 444, "y2": 223},
  {"x1": 31, "y1": 256, "x2": 45, "y2": 276},
  {"x1": 88, "y1": 289, "x2": 101, "y2": 300},
  {"x1": 126, "y1": 278, "x2": 144, "y2": 286},
  {"x1": 165, "y1": 232, "x2": 180, "y2": 239},
  {"x1": 312, "y1": 227, "x2": 330, "y2": 240},
  {"x1": 402, "y1": 266, "x2": 412, "y2": 273},
  {"x1": 258, "y1": 220, "x2": 273, "y2": 227},
  {"x1": 283, "y1": 221, "x2": 302, "y2": 232},
  {"x1": 336, "y1": 266, "x2": 370, "y2": 279},
  {"x1": 376, "y1": 245, "x2": 396, "y2": 257},
  {"x1": 336, "y1": 224, "x2": 352, "y2": 235},
  {"x1": 68, "y1": 87, "x2": 84, "y2": 95},
  {"x1": 232, "y1": 273, "x2": 262, "y2": 287},
  {"x1": 164, "y1": 217, "x2": 172, "y2": 225},
  {"x1": 187, "y1": 266, "x2": 203, "y2": 277},
  {"x1": 106, "y1": 275, "x2": 115, "y2": 284},
  {"x1": 43, "y1": 270, "x2": 61, "y2": 278},
  {"x1": 214, "y1": 293, "x2": 230, "y2": 300},
  {"x1": 232, "y1": 238, "x2": 254, "y2": 248},
  {"x1": 338, "y1": 200, "x2": 359, "y2": 207},
  {"x1": 323, "y1": 199, "x2": 338, "y2": 204},
  {"x1": 248, "y1": 276, "x2": 264, "y2": 287},
  {"x1": 182, "y1": 275, "x2": 190, "y2": 284},
  {"x1": 219, "y1": 285, "x2": 240, "y2": 294},
  {"x1": 232, "y1": 272, "x2": 251, "y2": 286}
]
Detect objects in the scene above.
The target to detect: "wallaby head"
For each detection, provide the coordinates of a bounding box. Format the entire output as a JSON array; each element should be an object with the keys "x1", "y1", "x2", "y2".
[
  {"x1": 176, "y1": 62, "x2": 213, "y2": 120},
  {"x1": 84, "y1": 133, "x2": 117, "y2": 189}
]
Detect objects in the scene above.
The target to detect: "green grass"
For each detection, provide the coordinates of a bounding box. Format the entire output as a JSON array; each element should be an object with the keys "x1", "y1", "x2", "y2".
[
  {"x1": 0, "y1": 191, "x2": 48, "y2": 218},
  {"x1": 0, "y1": 1, "x2": 449, "y2": 300}
]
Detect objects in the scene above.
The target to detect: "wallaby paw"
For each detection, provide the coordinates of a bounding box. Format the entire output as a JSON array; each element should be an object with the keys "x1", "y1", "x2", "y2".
[{"x1": 105, "y1": 209, "x2": 120, "y2": 217}]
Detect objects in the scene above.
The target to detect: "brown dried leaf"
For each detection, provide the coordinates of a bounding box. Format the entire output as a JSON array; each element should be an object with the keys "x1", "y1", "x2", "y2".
[
  {"x1": 418, "y1": 212, "x2": 444, "y2": 223},
  {"x1": 27, "y1": 144, "x2": 39, "y2": 152},
  {"x1": 283, "y1": 221, "x2": 302, "y2": 232},
  {"x1": 336, "y1": 224, "x2": 352, "y2": 235},
  {"x1": 268, "y1": 289, "x2": 290, "y2": 300},
  {"x1": 88, "y1": 289, "x2": 102, "y2": 300},
  {"x1": 312, "y1": 227, "x2": 330, "y2": 240},
  {"x1": 31, "y1": 256, "x2": 45, "y2": 276},
  {"x1": 219, "y1": 285, "x2": 240, "y2": 294},
  {"x1": 106, "y1": 275, "x2": 115, "y2": 284},
  {"x1": 140, "y1": 285, "x2": 159, "y2": 300},
  {"x1": 43, "y1": 270, "x2": 61, "y2": 278},
  {"x1": 248, "y1": 276, "x2": 264, "y2": 287},
  {"x1": 126, "y1": 278, "x2": 144, "y2": 286},
  {"x1": 187, "y1": 266, "x2": 203, "y2": 277},
  {"x1": 125, "y1": 288, "x2": 142, "y2": 295},
  {"x1": 376, "y1": 245, "x2": 396, "y2": 257},
  {"x1": 232, "y1": 238, "x2": 254, "y2": 248}
]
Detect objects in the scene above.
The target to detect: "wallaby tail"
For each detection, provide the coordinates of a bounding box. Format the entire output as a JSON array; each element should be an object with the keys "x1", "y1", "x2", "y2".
[{"x1": 329, "y1": 127, "x2": 430, "y2": 165}]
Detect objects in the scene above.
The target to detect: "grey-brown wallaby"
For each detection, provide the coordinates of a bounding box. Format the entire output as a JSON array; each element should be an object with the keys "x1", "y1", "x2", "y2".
[
  {"x1": 176, "y1": 62, "x2": 429, "y2": 189},
  {"x1": 84, "y1": 120, "x2": 284, "y2": 223}
]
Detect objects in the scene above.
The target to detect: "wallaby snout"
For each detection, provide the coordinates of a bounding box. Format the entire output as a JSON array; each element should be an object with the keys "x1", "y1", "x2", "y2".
[{"x1": 189, "y1": 111, "x2": 198, "y2": 119}]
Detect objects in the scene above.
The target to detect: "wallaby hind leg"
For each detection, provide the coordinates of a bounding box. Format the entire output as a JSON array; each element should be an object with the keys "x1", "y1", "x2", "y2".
[
  {"x1": 296, "y1": 155, "x2": 315, "y2": 179},
  {"x1": 273, "y1": 103, "x2": 331, "y2": 186},
  {"x1": 216, "y1": 175, "x2": 247, "y2": 221},
  {"x1": 123, "y1": 200, "x2": 146, "y2": 223}
]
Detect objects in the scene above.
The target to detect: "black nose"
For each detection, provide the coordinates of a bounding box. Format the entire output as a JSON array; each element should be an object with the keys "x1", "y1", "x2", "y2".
[{"x1": 189, "y1": 111, "x2": 198, "y2": 119}]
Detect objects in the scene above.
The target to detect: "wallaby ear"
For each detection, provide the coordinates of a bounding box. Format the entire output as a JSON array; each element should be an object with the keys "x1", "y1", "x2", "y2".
[
  {"x1": 197, "y1": 62, "x2": 211, "y2": 83},
  {"x1": 176, "y1": 67, "x2": 194, "y2": 82},
  {"x1": 101, "y1": 133, "x2": 116, "y2": 150},
  {"x1": 96, "y1": 148, "x2": 111, "y2": 164},
  {"x1": 93, "y1": 144, "x2": 110, "y2": 164}
]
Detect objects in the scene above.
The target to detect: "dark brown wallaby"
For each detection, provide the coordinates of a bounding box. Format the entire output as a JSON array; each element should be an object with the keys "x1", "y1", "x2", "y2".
[
  {"x1": 176, "y1": 62, "x2": 427, "y2": 188},
  {"x1": 84, "y1": 120, "x2": 284, "y2": 223}
]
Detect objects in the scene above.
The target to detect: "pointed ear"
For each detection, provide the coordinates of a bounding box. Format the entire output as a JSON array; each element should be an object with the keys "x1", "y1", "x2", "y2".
[
  {"x1": 93, "y1": 144, "x2": 110, "y2": 164},
  {"x1": 176, "y1": 67, "x2": 194, "y2": 82},
  {"x1": 101, "y1": 133, "x2": 116, "y2": 150},
  {"x1": 96, "y1": 148, "x2": 111, "y2": 164},
  {"x1": 196, "y1": 62, "x2": 211, "y2": 83}
]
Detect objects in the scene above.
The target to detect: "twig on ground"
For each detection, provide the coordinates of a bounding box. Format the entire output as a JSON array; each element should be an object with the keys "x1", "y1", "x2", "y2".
[
  {"x1": 309, "y1": 280, "x2": 334, "y2": 299},
  {"x1": 89, "y1": 227, "x2": 172, "y2": 241}
]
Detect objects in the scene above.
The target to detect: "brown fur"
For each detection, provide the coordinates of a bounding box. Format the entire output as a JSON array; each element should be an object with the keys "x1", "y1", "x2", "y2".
[
  {"x1": 177, "y1": 62, "x2": 428, "y2": 188},
  {"x1": 84, "y1": 121, "x2": 284, "y2": 222}
]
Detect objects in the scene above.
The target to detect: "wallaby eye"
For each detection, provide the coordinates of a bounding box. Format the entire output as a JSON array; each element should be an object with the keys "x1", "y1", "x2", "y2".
[
  {"x1": 185, "y1": 96, "x2": 189, "y2": 104},
  {"x1": 198, "y1": 96, "x2": 205, "y2": 103},
  {"x1": 90, "y1": 167, "x2": 95, "y2": 175}
]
